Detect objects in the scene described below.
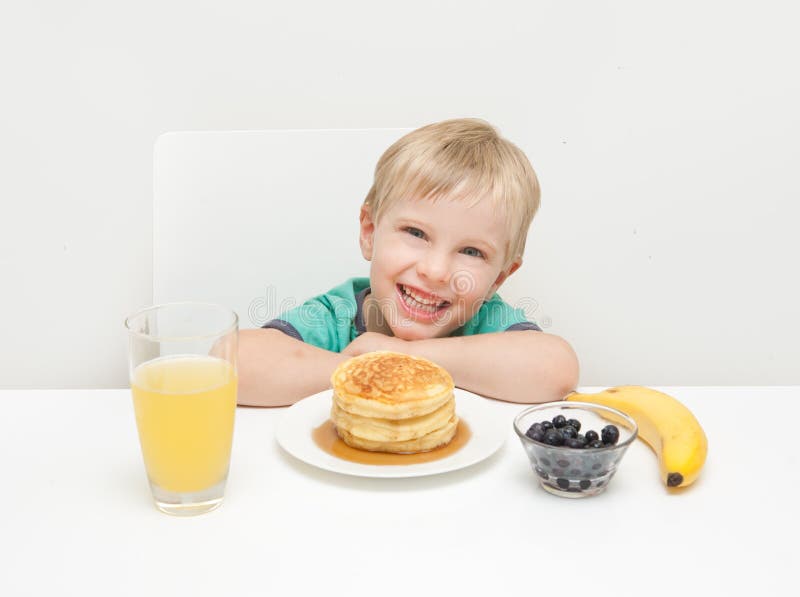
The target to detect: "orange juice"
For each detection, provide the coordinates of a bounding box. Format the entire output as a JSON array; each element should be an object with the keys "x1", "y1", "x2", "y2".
[{"x1": 131, "y1": 355, "x2": 237, "y2": 493}]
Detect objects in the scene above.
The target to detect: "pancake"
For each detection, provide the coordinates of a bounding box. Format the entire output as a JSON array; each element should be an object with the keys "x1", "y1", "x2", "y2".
[
  {"x1": 330, "y1": 351, "x2": 458, "y2": 454},
  {"x1": 331, "y1": 351, "x2": 454, "y2": 419},
  {"x1": 330, "y1": 398, "x2": 455, "y2": 443},
  {"x1": 335, "y1": 414, "x2": 458, "y2": 453}
]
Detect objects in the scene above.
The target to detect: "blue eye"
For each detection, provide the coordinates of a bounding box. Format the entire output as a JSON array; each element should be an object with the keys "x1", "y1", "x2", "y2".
[
  {"x1": 405, "y1": 227, "x2": 426, "y2": 239},
  {"x1": 462, "y1": 247, "x2": 484, "y2": 258}
]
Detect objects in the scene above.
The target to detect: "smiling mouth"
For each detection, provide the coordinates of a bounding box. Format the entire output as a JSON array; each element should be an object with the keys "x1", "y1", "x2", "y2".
[{"x1": 397, "y1": 284, "x2": 451, "y2": 314}]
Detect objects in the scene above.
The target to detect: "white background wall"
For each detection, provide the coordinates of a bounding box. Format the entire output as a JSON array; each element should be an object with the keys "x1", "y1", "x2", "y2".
[{"x1": 1, "y1": 0, "x2": 798, "y2": 389}]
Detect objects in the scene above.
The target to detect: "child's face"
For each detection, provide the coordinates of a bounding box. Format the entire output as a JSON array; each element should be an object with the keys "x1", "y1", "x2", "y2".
[{"x1": 359, "y1": 195, "x2": 520, "y2": 341}]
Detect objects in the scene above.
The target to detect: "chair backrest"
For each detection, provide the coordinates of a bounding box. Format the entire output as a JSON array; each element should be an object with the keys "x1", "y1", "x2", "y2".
[{"x1": 154, "y1": 128, "x2": 412, "y2": 329}]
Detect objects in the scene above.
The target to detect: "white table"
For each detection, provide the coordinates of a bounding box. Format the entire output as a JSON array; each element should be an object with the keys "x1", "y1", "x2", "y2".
[{"x1": 1, "y1": 387, "x2": 796, "y2": 596}]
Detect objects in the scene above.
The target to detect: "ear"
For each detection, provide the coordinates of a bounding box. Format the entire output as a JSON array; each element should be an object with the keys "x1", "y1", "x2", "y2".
[
  {"x1": 359, "y1": 205, "x2": 376, "y2": 261},
  {"x1": 490, "y1": 258, "x2": 522, "y2": 294}
]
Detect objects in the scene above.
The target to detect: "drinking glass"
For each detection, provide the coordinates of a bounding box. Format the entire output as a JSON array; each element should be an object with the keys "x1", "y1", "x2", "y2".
[{"x1": 125, "y1": 302, "x2": 238, "y2": 516}]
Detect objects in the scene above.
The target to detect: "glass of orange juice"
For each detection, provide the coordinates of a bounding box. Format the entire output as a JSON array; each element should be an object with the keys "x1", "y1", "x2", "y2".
[{"x1": 125, "y1": 302, "x2": 238, "y2": 516}]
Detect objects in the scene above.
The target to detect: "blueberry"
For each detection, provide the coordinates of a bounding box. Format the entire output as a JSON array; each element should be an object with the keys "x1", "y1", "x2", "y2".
[
  {"x1": 565, "y1": 437, "x2": 586, "y2": 449},
  {"x1": 543, "y1": 429, "x2": 564, "y2": 446},
  {"x1": 541, "y1": 420, "x2": 554, "y2": 431},
  {"x1": 552, "y1": 415, "x2": 567, "y2": 428},
  {"x1": 588, "y1": 440, "x2": 605, "y2": 449},
  {"x1": 528, "y1": 430, "x2": 544, "y2": 442},
  {"x1": 567, "y1": 418, "x2": 581, "y2": 432},
  {"x1": 579, "y1": 480, "x2": 591, "y2": 490},
  {"x1": 585, "y1": 430, "x2": 599, "y2": 443},
  {"x1": 601, "y1": 425, "x2": 620, "y2": 445},
  {"x1": 560, "y1": 425, "x2": 577, "y2": 439},
  {"x1": 525, "y1": 423, "x2": 544, "y2": 441},
  {"x1": 527, "y1": 422, "x2": 543, "y2": 435},
  {"x1": 556, "y1": 478, "x2": 570, "y2": 489}
]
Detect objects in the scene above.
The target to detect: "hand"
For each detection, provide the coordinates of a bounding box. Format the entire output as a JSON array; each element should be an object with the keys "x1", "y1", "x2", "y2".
[{"x1": 341, "y1": 332, "x2": 408, "y2": 358}]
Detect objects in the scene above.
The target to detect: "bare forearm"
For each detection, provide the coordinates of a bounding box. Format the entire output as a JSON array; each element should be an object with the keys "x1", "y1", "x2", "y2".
[
  {"x1": 406, "y1": 331, "x2": 579, "y2": 403},
  {"x1": 237, "y1": 329, "x2": 349, "y2": 407}
]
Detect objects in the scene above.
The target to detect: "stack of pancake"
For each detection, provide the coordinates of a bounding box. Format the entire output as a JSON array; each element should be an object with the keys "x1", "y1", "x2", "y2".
[{"x1": 330, "y1": 351, "x2": 458, "y2": 454}]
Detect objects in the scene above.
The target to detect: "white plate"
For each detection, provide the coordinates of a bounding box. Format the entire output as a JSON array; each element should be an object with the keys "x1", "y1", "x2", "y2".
[{"x1": 276, "y1": 388, "x2": 507, "y2": 478}]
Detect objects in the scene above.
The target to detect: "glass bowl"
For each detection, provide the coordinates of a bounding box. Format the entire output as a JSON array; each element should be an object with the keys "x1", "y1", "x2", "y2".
[{"x1": 513, "y1": 401, "x2": 638, "y2": 498}]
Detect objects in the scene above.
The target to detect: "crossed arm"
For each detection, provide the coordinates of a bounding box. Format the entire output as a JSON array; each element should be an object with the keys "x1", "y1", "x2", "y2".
[{"x1": 236, "y1": 328, "x2": 579, "y2": 407}]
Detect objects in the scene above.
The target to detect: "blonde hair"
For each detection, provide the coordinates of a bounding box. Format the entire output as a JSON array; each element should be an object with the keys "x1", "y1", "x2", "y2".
[{"x1": 363, "y1": 118, "x2": 541, "y2": 269}]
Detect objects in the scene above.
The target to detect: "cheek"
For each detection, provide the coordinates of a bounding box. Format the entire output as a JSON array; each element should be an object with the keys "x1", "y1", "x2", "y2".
[
  {"x1": 452, "y1": 266, "x2": 497, "y2": 298},
  {"x1": 375, "y1": 239, "x2": 416, "y2": 271},
  {"x1": 369, "y1": 249, "x2": 403, "y2": 294}
]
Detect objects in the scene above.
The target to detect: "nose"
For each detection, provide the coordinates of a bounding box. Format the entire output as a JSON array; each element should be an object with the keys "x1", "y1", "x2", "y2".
[{"x1": 416, "y1": 249, "x2": 452, "y2": 285}]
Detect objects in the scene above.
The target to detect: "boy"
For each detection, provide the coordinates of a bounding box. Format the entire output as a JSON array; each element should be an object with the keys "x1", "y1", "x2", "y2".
[{"x1": 238, "y1": 118, "x2": 579, "y2": 406}]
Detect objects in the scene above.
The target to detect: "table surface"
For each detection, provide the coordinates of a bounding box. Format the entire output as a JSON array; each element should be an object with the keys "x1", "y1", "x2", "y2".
[{"x1": 1, "y1": 386, "x2": 797, "y2": 596}]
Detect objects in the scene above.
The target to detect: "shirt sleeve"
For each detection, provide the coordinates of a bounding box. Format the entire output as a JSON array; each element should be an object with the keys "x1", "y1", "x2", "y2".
[
  {"x1": 261, "y1": 298, "x2": 338, "y2": 351},
  {"x1": 261, "y1": 318, "x2": 304, "y2": 341},
  {"x1": 506, "y1": 321, "x2": 543, "y2": 332}
]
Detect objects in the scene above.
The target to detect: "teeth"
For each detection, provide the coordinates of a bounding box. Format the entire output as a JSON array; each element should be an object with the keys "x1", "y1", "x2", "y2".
[
  {"x1": 401, "y1": 292, "x2": 439, "y2": 313},
  {"x1": 404, "y1": 286, "x2": 437, "y2": 305},
  {"x1": 400, "y1": 285, "x2": 448, "y2": 311}
]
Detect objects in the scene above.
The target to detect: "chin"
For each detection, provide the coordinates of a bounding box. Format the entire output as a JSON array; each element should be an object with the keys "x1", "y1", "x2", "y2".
[{"x1": 389, "y1": 324, "x2": 448, "y2": 342}]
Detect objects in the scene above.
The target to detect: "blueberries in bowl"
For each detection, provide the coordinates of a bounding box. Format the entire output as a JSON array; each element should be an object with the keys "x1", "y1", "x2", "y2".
[
  {"x1": 513, "y1": 402, "x2": 638, "y2": 498},
  {"x1": 525, "y1": 415, "x2": 619, "y2": 450}
]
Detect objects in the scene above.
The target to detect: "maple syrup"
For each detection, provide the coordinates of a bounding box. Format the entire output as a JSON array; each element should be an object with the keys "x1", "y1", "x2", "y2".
[{"x1": 312, "y1": 419, "x2": 471, "y2": 465}]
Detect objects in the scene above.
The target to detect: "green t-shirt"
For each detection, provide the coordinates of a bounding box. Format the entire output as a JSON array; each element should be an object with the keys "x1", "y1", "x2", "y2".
[{"x1": 262, "y1": 277, "x2": 541, "y2": 352}]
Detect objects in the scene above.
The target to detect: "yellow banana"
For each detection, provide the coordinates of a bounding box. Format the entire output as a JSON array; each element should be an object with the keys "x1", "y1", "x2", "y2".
[{"x1": 566, "y1": 386, "x2": 708, "y2": 489}]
